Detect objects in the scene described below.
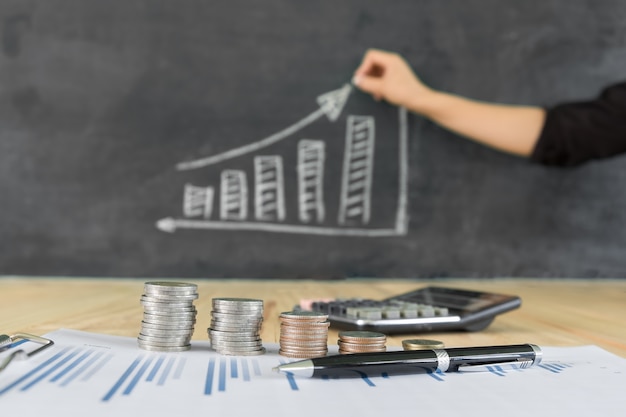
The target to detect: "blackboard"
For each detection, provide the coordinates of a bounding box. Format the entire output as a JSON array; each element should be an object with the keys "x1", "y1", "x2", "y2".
[{"x1": 1, "y1": 0, "x2": 626, "y2": 278}]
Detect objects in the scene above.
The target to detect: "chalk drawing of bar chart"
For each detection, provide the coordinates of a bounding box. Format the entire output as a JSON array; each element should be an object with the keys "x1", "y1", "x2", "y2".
[{"x1": 156, "y1": 83, "x2": 409, "y2": 237}]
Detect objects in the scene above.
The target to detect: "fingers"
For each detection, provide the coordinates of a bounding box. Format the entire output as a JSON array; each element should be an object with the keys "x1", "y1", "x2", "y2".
[
  {"x1": 353, "y1": 75, "x2": 384, "y2": 100},
  {"x1": 353, "y1": 49, "x2": 435, "y2": 112},
  {"x1": 353, "y1": 50, "x2": 385, "y2": 97},
  {"x1": 353, "y1": 49, "x2": 400, "y2": 101},
  {"x1": 353, "y1": 49, "x2": 393, "y2": 82}
]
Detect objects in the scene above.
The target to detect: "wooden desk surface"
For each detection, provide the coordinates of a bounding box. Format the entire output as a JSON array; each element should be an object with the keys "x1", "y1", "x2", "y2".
[{"x1": 1, "y1": 277, "x2": 625, "y2": 357}]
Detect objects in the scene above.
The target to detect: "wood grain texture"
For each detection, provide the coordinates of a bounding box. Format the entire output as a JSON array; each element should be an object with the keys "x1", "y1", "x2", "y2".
[{"x1": 1, "y1": 277, "x2": 625, "y2": 356}]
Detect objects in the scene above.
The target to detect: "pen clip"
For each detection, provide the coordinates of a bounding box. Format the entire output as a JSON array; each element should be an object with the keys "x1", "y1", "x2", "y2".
[
  {"x1": 0, "y1": 332, "x2": 55, "y2": 373},
  {"x1": 457, "y1": 358, "x2": 534, "y2": 373}
]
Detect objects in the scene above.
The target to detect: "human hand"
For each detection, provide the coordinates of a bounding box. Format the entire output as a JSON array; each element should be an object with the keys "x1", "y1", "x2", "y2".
[{"x1": 353, "y1": 49, "x2": 432, "y2": 111}]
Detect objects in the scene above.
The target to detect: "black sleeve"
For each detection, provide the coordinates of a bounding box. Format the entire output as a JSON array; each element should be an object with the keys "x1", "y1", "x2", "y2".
[{"x1": 530, "y1": 82, "x2": 626, "y2": 166}]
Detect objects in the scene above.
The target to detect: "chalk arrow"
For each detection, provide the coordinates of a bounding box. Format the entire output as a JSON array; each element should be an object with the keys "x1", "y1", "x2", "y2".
[
  {"x1": 315, "y1": 82, "x2": 352, "y2": 122},
  {"x1": 176, "y1": 83, "x2": 353, "y2": 171},
  {"x1": 156, "y1": 217, "x2": 177, "y2": 233}
]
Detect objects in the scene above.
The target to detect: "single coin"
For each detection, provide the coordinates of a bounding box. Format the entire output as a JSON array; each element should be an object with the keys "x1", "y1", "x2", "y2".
[
  {"x1": 141, "y1": 294, "x2": 198, "y2": 302},
  {"x1": 280, "y1": 334, "x2": 328, "y2": 342},
  {"x1": 143, "y1": 290, "x2": 197, "y2": 296},
  {"x1": 401, "y1": 339, "x2": 445, "y2": 350},
  {"x1": 279, "y1": 333, "x2": 329, "y2": 341},
  {"x1": 280, "y1": 347, "x2": 329, "y2": 354},
  {"x1": 140, "y1": 300, "x2": 195, "y2": 310},
  {"x1": 211, "y1": 311, "x2": 263, "y2": 320},
  {"x1": 279, "y1": 311, "x2": 329, "y2": 320},
  {"x1": 209, "y1": 338, "x2": 262, "y2": 346},
  {"x1": 213, "y1": 304, "x2": 263, "y2": 316},
  {"x1": 212, "y1": 300, "x2": 264, "y2": 307},
  {"x1": 144, "y1": 281, "x2": 198, "y2": 293},
  {"x1": 338, "y1": 341, "x2": 385, "y2": 348},
  {"x1": 208, "y1": 331, "x2": 261, "y2": 341},
  {"x1": 278, "y1": 340, "x2": 329, "y2": 348},
  {"x1": 143, "y1": 310, "x2": 197, "y2": 317},
  {"x1": 137, "y1": 340, "x2": 191, "y2": 348},
  {"x1": 279, "y1": 332, "x2": 327, "y2": 339},
  {"x1": 138, "y1": 333, "x2": 191, "y2": 342},
  {"x1": 209, "y1": 324, "x2": 261, "y2": 333},
  {"x1": 212, "y1": 297, "x2": 263, "y2": 306},
  {"x1": 210, "y1": 340, "x2": 263, "y2": 348},
  {"x1": 338, "y1": 347, "x2": 386, "y2": 354},
  {"x1": 338, "y1": 331, "x2": 387, "y2": 341},
  {"x1": 279, "y1": 322, "x2": 330, "y2": 330},
  {"x1": 140, "y1": 327, "x2": 194, "y2": 336},
  {"x1": 140, "y1": 315, "x2": 196, "y2": 323},
  {"x1": 213, "y1": 297, "x2": 263, "y2": 302},
  {"x1": 214, "y1": 348, "x2": 266, "y2": 356},
  {"x1": 142, "y1": 290, "x2": 198, "y2": 296},
  {"x1": 141, "y1": 321, "x2": 196, "y2": 330},
  {"x1": 142, "y1": 307, "x2": 197, "y2": 314},
  {"x1": 210, "y1": 316, "x2": 263, "y2": 324},
  {"x1": 278, "y1": 349, "x2": 328, "y2": 358},
  {"x1": 137, "y1": 343, "x2": 191, "y2": 352},
  {"x1": 144, "y1": 309, "x2": 197, "y2": 316},
  {"x1": 210, "y1": 318, "x2": 263, "y2": 327}
]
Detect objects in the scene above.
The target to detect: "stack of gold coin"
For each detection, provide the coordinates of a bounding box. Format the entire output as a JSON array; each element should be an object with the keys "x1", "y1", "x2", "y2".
[
  {"x1": 337, "y1": 331, "x2": 387, "y2": 354},
  {"x1": 279, "y1": 311, "x2": 329, "y2": 358},
  {"x1": 401, "y1": 339, "x2": 445, "y2": 350}
]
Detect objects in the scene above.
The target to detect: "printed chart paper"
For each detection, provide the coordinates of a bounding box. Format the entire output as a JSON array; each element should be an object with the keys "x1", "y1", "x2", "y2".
[{"x1": 1, "y1": 329, "x2": 624, "y2": 416}]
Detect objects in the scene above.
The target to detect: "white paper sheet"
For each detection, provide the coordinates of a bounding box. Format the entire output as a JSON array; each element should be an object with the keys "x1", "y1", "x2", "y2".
[{"x1": 1, "y1": 329, "x2": 624, "y2": 416}]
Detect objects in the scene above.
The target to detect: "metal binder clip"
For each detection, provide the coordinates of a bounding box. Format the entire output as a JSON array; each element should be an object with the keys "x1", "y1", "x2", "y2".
[{"x1": 0, "y1": 333, "x2": 55, "y2": 373}]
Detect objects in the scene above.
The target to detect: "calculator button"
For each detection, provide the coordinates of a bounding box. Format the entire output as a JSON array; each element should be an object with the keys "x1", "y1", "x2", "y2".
[
  {"x1": 346, "y1": 307, "x2": 360, "y2": 318},
  {"x1": 418, "y1": 305, "x2": 435, "y2": 317},
  {"x1": 382, "y1": 307, "x2": 401, "y2": 319},
  {"x1": 356, "y1": 307, "x2": 383, "y2": 320},
  {"x1": 400, "y1": 306, "x2": 418, "y2": 318},
  {"x1": 309, "y1": 297, "x2": 451, "y2": 321},
  {"x1": 435, "y1": 307, "x2": 449, "y2": 316}
]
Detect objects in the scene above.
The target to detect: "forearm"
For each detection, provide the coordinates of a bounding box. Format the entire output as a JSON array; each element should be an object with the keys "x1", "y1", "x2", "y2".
[
  {"x1": 410, "y1": 90, "x2": 546, "y2": 157},
  {"x1": 354, "y1": 49, "x2": 546, "y2": 157}
]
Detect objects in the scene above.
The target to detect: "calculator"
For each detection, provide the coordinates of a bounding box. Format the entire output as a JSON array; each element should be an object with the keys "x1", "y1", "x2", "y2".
[{"x1": 306, "y1": 286, "x2": 521, "y2": 334}]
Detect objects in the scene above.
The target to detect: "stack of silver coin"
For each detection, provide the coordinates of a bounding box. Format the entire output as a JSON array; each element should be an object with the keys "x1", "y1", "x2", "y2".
[
  {"x1": 279, "y1": 311, "x2": 329, "y2": 358},
  {"x1": 208, "y1": 298, "x2": 265, "y2": 356},
  {"x1": 137, "y1": 281, "x2": 198, "y2": 352},
  {"x1": 337, "y1": 331, "x2": 387, "y2": 354}
]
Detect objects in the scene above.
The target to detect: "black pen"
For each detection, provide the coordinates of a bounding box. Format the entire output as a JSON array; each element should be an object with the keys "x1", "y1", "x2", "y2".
[{"x1": 273, "y1": 344, "x2": 542, "y2": 378}]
